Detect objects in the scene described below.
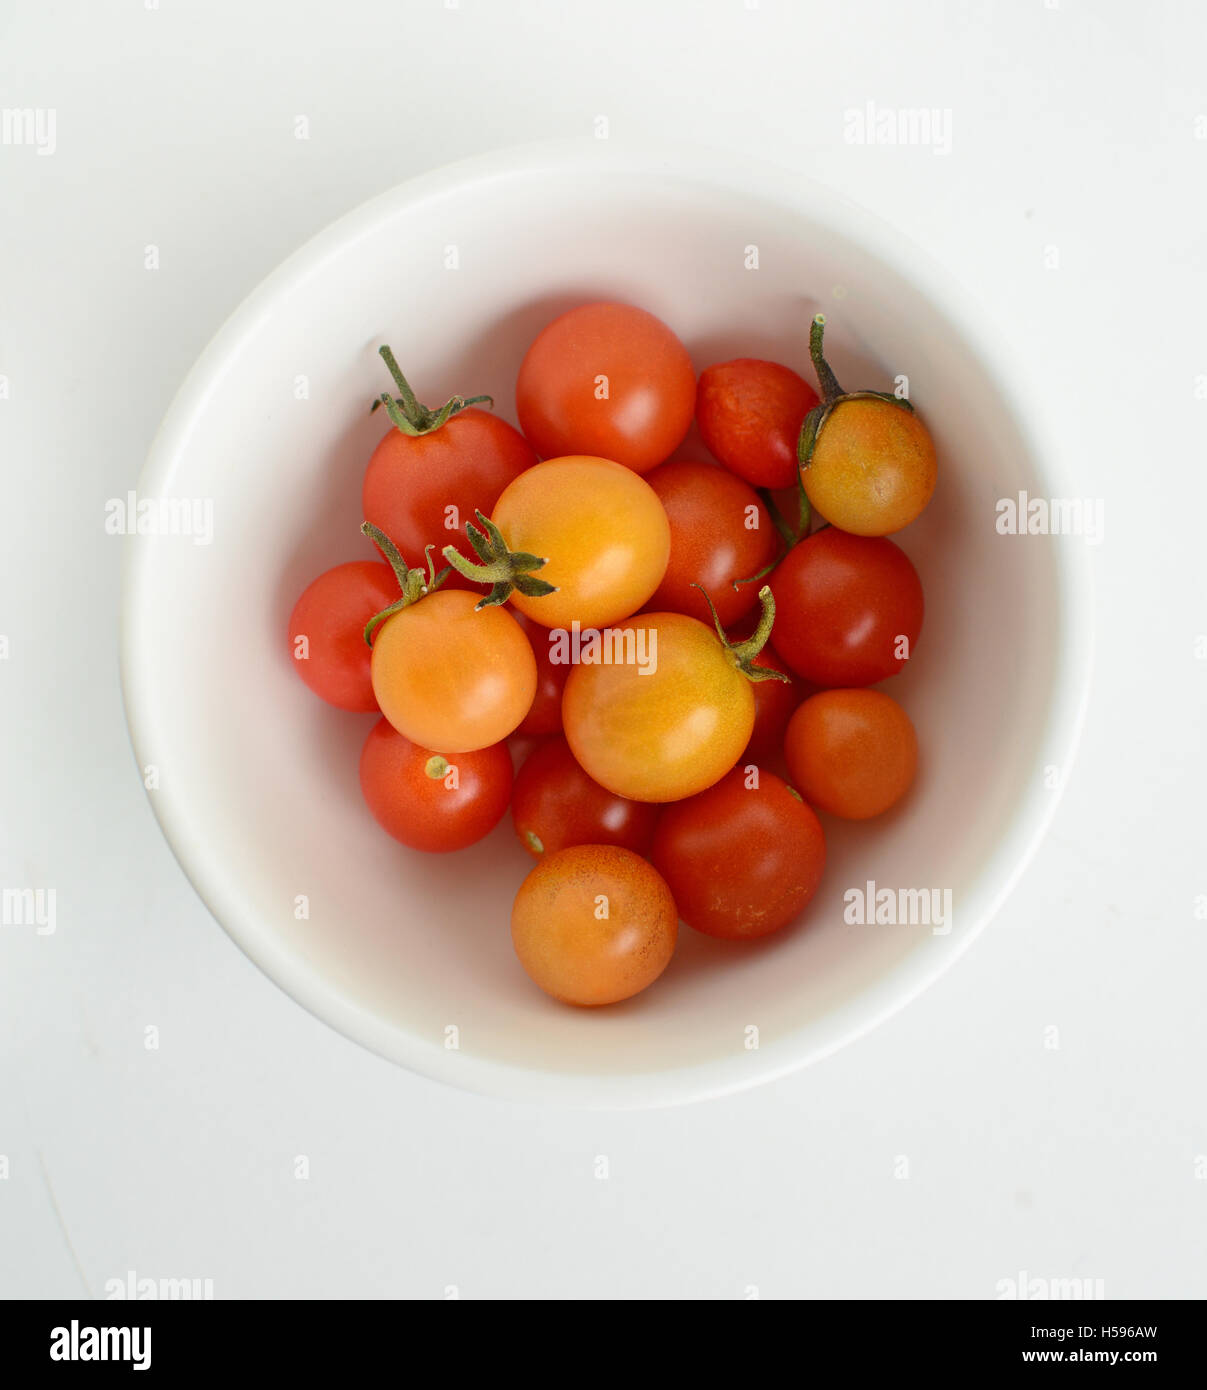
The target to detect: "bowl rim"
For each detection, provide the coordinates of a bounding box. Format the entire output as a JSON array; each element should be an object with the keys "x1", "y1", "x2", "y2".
[{"x1": 120, "y1": 137, "x2": 1094, "y2": 1108}]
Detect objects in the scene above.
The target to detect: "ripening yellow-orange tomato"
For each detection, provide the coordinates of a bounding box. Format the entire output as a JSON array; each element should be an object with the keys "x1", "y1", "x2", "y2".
[
  {"x1": 490, "y1": 456, "x2": 671, "y2": 629},
  {"x1": 511, "y1": 845, "x2": 678, "y2": 1006},
  {"x1": 803, "y1": 396, "x2": 937, "y2": 536},
  {"x1": 370, "y1": 589, "x2": 536, "y2": 752},
  {"x1": 562, "y1": 611, "x2": 759, "y2": 803}
]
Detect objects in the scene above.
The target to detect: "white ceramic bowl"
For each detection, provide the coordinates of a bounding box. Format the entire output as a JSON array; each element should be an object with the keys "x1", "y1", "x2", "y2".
[{"x1": 121, "y1": 141, "x2": 1092, "y2": 1107}]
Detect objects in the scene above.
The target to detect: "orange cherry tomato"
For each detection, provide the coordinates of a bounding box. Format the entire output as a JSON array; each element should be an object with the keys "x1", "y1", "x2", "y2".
[
  {"x1": 370, "y1": 588, "x2": 536, "y2": 753},
  {"x1": 784, "y1": 689, "x2": 918, "y2": 819},
  {"x1": 483, "y1": 455, "x2": 671, "y2": 629},
  {"x1": 511, "y1": 845, "x2": 678, "y2": 1005}
]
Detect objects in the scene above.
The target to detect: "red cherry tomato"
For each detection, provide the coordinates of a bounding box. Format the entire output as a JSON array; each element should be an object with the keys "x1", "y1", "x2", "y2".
[
  {"x1": 358, "y1": 718, "x2": 512, "y2": 852},
  {"x1": 363, "y1": 398, "x2": 536, "y2": 582},
  {"x1": 515, "y1": 614, "x2": 570, "y2": 736},
  {"x1": 515, "y1": 303, "x2": 696, "y2": 474},
  {"x1": 784, "y1": 689, "x2": 917, "y2": 820},
  {"x1": 511, "y1": 736, "x2": 661, "y2": 860},
  {"x1": 696, "y1": 358, "x2": 820, "y2": 489},
  {"x1": 288, "y1": 561, "x2": 398, "y2": 711},
  {"x1": 768, "y1": 527, "x2": 923, "y2": 687},
  {"x1": 644, "y1": 460, "x2": 779, "y2": 629},
  {"x1": 652, "y1": 766, "x2": 826, "y2": 940}
]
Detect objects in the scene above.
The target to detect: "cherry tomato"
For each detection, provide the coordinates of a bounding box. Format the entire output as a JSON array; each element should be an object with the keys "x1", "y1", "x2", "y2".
[
  {"x1": 288, "y1": 561, "x2": 398, "y2": 711},
  {"x1": 652, "y1": 766, "x2": 826, "y2": 939},
  {"x1": 799, "y1": 316, "x2": 936, "y2": 535},
  {"x1": 516, "y1": 303, "x2": 696, "y2": 474},
  {"x1": 515, "y1": 614, "x2": 569, "y2": 736},
  {"x1": 563, "y1": 600, "x2": 783, "y2": 802},
  {"x1": 644, "y1": 460, "x2": 778, "y2": 629},
  {"x1": 371, "y1": 589, "x2": 536, "y2": 752},
  {"x1": 784, "y1": 689, "x2": 918, "y2": 819},
  {"x1": 696, "y1": 358, "x2": 820, "y2": 489},
  {"x1": 511, "y1": 736, "x2": 661, "y2": 860},
  {"x1": 466, "y1": 455, "x2": 671, "y2": 629},
  {"x1": 511, "y1": 845, "x2": 678, "y2": 1005},
  {"x1": 363, "y1": 350, "x2": 536, "y2": 580},
  {"x1": 359, "y1": 718, "x2": 512, "y2": 852},
  {"x1": 768, "y1": 527, "x2": 923, "y2": 687}
]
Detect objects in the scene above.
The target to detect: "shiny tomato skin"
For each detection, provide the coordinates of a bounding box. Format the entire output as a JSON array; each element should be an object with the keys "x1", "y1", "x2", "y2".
[
  {"x1": 511, "y1": 845, "x2": 678, "y2": 1006},
  {"x1": 645, "y1": 460, "x2": 778, "y2": 629},
  {"x1": 562, "y1": 611, "x2": 755, "y2": 803},
  {"x1": 696, "y1": 358, "x2": 820, "y2": 489},
  {"x1": 359, "y1": 719, "x2": 512, "y2": 852},
  {"x1": 652, "y1": 766, "x2": 826, "y2": 939},
  {"x1": 515, "y1": 303, "x2": 696, "y2": 474},
  {"x1": 511, "y1": 736, "x2": 661, "y2": 860},
  {"x1": 363, "y1": 408, "x2": 536, "y2": 579},
  {"x1": 515, "y1": 614, "x2": 569, "y2": 736},
  {"x1": 288, "y1": 561, "x2": 399, "y2": 711},
  {"x1": 784, "y1": 689, "x2": 918, "y2": 820},
  {"x1": 491, "y1": 455, "x2": 671, "y2": 629},
  {"x1": 370, "y1": 589, "x2": 536, "y2": 753},
  {"x1": 768, "y1": 527, "x2": 923, "y2": 687}
]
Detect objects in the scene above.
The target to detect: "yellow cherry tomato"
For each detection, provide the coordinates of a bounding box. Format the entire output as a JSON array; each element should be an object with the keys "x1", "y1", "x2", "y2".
[
  {"x1": 562, "y1": 611, "x2": 759, "y2": 803},
  {"x1": 370, "y1": 589, "x2": 536, "y2": 752},
  {"x1": 490, "y1": 455, "x2": 671, "y2": 629}
]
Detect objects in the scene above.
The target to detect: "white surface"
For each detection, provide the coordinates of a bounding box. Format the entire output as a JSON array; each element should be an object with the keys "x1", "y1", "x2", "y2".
[{"x1": 1, "y1": 0, "x2": 1203, "y2": 1297}]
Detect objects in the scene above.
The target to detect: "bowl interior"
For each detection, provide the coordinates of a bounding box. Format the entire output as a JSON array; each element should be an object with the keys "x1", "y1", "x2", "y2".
[{"x1": 123, "y1": 151, "x2": 1075, "y2": 1104}]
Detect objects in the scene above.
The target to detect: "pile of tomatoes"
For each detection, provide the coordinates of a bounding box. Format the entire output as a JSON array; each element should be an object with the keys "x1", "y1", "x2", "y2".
[{"x1": 289, "y1": 302, "x2": 937, "y2": 1007}]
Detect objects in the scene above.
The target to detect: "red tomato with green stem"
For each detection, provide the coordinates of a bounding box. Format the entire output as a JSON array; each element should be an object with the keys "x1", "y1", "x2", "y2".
[
  {"x1": 652, "y1": 766, "x2": 826, "y2": 940},
  {"x1": 644, "y1": 460, "x2": 779, "y2": 629},
  {"x1": 696, "y1": 358, "x2": 820, "y2": 489},
  {"x1": 511, "y1": 736, "x2": 661, "y2": 860},
  {"x1": 516, "y1": 303, "x2": 696, "y2": 474},
  {"x1": 288, "y1": 560, "x2": 399, "y2": 711},
  {"x1": 359, "y1": 718, "x2": 512, "y2": 853},
  {"x1": 768, "y1": 526, "x2": 923, "y2": 687},
  {"x1": 362, "y1": 345, "x2": 536, "y2": 583}
]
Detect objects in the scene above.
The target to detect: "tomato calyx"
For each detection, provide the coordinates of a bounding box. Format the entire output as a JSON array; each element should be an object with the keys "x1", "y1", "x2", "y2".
[
  {"x1": 360, "y1": 521, "x2": 451, "y2": 644},
  {"x1": 796, "y1": 314, "x2": 916, "y2": 473},
  {"x1": 424, "y1": 755, "x2": 451, "y2": 781},
  {"x1": 441, "y1": 510, "x2": 558, "y2": 611},
  {"x1": 692, "y1": 583, "x2": 791, "y2": 685},
  {"x1": 370, "y1": 345, "x2": 494, "y2": 438}
]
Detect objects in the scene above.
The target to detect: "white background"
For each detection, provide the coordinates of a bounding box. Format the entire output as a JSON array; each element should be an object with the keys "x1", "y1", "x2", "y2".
[{"x1": 2, "y1": 0, "x2": 1205, "y2": 1299}]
